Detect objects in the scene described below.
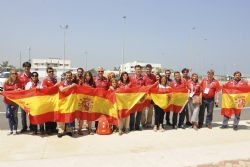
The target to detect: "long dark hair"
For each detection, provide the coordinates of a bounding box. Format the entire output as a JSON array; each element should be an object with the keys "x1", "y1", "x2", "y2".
[
  {"x1": 83, "y1": 71, "x2": 95, "y2": 87},
  {"x1": 120, "y1": 72, "x2": 130, "y2": 84}
]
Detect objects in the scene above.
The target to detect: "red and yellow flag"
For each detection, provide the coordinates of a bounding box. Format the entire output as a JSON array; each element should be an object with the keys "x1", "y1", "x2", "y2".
[{"x1": 221, "y1": 85, "x2": 250, "y2": 118}]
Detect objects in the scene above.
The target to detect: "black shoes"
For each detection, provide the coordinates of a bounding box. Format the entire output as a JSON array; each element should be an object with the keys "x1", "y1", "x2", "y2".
[
  {"x1": 57, "y1": 133, "x2": 64, "y2": 138},
  {"x1": 233, "y1": 125, "x2": 238, "y2": 131},
  {"x1": 220, "y1": 125, "x2": 228, "y2": 129},
  {"x1": 178, "y1": 125, "x2": 186, "y2": 129}
]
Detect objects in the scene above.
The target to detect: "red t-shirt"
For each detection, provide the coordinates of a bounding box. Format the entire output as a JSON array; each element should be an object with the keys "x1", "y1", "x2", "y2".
[
  {"x1": 3, "y1": 81, "x2": 21, "y2": 104},
  {"x1": 117, "y1": 81, "x2": 131, "y2": 89},
  {"x1": 169, "y1": 78, "x2": 187, "y2": 89},
  {"x1": 129, "y1": 74, "x2": 145, "y2": 88},
  {"x1": 18, "y1": 72, "x2": 31, "y2": 89},
  {"x1": 94, "y1": 76, "x2": 109, "y2": 90},
  {"x1": 143, "y1": 73, "x2": 156, "y2": 86},
  {"x1": 187, "y1": 80, "x2": 201, "y2": 96},
  {"x1": 42, "y1": 77, "x2": 57, "y2": 88},
  {"x1": 200, "y1": 78, "x2": 220, "y2": 99},
  {"x1": 59, "y1": 80, "x2": 73, "y2": 87},
  {"x1": 224, "y1": 79, "x2": 248, "y2": 87}
]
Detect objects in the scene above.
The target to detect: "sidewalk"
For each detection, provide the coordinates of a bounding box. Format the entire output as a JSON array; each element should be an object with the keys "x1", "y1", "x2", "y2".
[{"x1": 0, "y1": 121, "x2": 250, "y2": 167}]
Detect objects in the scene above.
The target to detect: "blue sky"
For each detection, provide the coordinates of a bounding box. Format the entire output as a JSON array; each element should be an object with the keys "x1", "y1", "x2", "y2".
[{"x1": 0, "y1": 0, "x2": 250, "y2": 75}]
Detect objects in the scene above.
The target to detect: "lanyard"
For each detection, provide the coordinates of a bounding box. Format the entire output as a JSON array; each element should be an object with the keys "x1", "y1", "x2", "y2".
[{"x1": 205, "y1": 79, "x2": 214, "y2": 88}]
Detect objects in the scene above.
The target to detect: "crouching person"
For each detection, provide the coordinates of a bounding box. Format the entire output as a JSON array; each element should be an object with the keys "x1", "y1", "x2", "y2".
[{"x1": 57, "y1": 71, "x2": 77, "y2": 138}]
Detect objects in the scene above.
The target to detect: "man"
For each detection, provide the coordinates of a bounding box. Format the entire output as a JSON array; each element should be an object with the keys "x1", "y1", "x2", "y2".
[
  {"x1": 18, "y1": 61, "x2": 32, "y2": 133},
  {"x1": 141, "y1": 64, "x2": 156, "y2": 128},
  {"x1": 94, "y1": 67, "x2": 109, "y2": 130},
  {"x1": 129, "y1": 65, "x2": 146, "y2": 131},
  {"x1": 221, "y1": 71, "x2": 248, "y2": 130},
  {"x1": 76, "y1": 67, "x2": 84, "y2": 85},
  {"x1": 57, "y1": 71, "x2": 77, "y2": 138},
  {"x1": 170, "y1": 71, "x2": 187, "y2": 129},
  {"x1": 164, "y1": 69, "x2": 173, "y2": 126},
  {"x1": 199, "y1": 69, "x2": 220, "y2": 129},
  {"x1": 181, "y1": 68, "x2": 192, "y2": 126},
  {"x1": 42, "y1": 67, "x2": 58, "y2": 134}
]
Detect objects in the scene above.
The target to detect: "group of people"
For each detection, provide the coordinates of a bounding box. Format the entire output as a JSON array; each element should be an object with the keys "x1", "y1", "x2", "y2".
[{"x1": 2, "y1": 62, "x2": 248, "y2": 138}]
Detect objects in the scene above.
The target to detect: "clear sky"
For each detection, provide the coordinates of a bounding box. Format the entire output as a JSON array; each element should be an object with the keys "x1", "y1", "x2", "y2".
[{"x1": 0, "y1": 0, "x2": 249, "y2": 75}]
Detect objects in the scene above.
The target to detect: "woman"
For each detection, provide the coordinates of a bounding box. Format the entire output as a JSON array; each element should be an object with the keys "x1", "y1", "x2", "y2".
[
  {"x1": 187, "y1": 73, "x2": 202, "y2": 130},
  {"x1": 25, "y1": 72, "x2": 44, "y2": 135},
  {"x1": 155, "y1": 73, "x2": 161, "y2": 83},
  {"x1": 108, "y1": 78, "x2": 119, "y2": 133},
  {"x1": 3, "y1": 68, "x2": 21, "y2": 135},
  {"x1": 153, "y1": 75, "x2": 170, "y2": 132},
  {"x1": 117, "y1": 72, "x2": 131, "y2": 135},
  {"x1": 78, "y1": 71, "x2": 96, "y2": 135}
]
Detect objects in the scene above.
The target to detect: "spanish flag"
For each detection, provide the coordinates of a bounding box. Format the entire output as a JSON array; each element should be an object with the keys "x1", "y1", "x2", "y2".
[
  {"x1": 115, "y1": 85, "x2": 152, "y2": 118},
  {"x1": 221, "y1": 85, "x2": 250, "y2": 118},
  {"x1": 166, "y1": 87, "x2": 189, "y2": 112}
]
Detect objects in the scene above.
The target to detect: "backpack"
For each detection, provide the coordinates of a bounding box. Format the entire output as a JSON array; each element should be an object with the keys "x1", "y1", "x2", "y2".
[{"x1": 96, "y1": 115, "x2": 112, "y2": 135}]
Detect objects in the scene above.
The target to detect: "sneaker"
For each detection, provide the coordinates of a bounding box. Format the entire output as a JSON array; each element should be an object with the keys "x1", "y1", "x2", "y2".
[
  {"x1": 118, "y1": 130, "x2": 123, "y2": 136},
  {"x1": 78, "y1": 130, "x2": 84, "y2": 136},
  {"x1": 13, "y1": 131, "x2": 17, "y2": 135},
  {"x1": 159, "y1": 124, "x2": 165, "y2": 132},
  {"x1": 20, "y1": 129, "x2": 27, "y2": 133},
  {"x1": 186, "y1": 122, "x2": 192, "y2": 127},
  {"x1": 153, "y1": 125, "x2": 157, "y2": 132},
  {"x1": 233, "y1": 125, "x2": 238, "y2": 131},
  {"x1": 124, "y1": 128, "x2": 129, "y2": 134},
  {"x1": 178, "y1": 125, "x2": 186, "y2": 129},
  {"x1": 66, "y1": 132, "x2": 73, "y2": 137},
  {"x1": 8, "y1": 131, "x2": 13, "y2": 135},
  {"x1": 166, "y1": 122, "x2": 173, "y2": 126},
  {"x1": 172, "y1": 125, "x2": 178, "y2": 130},
  {"x1": 88, "y1": 130, "x2": 94, "y2": 135},
  {"x1": 207, "y1": 124, "x2": 212, "y2": 129},
  {"x1": 220, "y1": 125, "x2": 228, "y2": 129},
  {"x1": 57, "y1": 133, "x2": 64, "y2": 138}
]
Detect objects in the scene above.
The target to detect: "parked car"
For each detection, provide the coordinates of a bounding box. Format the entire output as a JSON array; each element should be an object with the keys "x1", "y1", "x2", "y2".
[{"x1": 0, "y1": 72, "x2": 10, "y2": 91}]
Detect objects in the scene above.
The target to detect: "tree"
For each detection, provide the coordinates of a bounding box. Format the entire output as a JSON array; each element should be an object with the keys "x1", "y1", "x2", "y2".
[{"x1": 0, "y1": 61, "x2": 15, "y2": 72}]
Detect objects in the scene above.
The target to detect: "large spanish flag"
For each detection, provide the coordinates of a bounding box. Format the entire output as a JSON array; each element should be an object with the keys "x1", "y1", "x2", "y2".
[
  {"x1": 221, "y1": 85, "x2": 250, "y2": 118},
  {"x1": 166, "y1": 87, "x2": 189, "y2": 112},
  {"x1": 115, "y1": 85, "x2": 152, "y2": 118}
]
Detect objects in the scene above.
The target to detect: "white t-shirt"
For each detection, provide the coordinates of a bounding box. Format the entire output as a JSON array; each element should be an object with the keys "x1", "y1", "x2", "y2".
[{"x1": 25, "y1": 81, "x2": 43, "y2": 90}]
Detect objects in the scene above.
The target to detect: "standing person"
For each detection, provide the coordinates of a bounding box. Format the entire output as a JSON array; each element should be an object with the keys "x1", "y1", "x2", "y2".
[
  {"x1": 3, "y1": 68, "x2": 21, "y2": 135},
  {"x1": 25, "y1": 72, "x2": 44, "y2": 135},
  {"x1": 182, "y1": 68, "x2": 192, "y2": 127},
  {"x1": 164, "y1": 69, "x2": 173, "y2": 126},
  {"x1": 79, "y1": 71, "x2": 96, "y2": 135},
  {"x1": 170, "y1": 71, "x2": 187, "y2": 129},
  {"x1": 153, "y1": 75, "x2": 170, "y2": 132},
  {"x1": 187, "y1": 73, "x2": 202, "y2": 130},
  {"x1": 76, "y1": 67, "x2": 84, "y2": 85},
  {"x1": 129, "y1": 65, "x2": 145, "y2": 131},
  {"x1": 141, "y1": 64, "x2": 156, "y2": 129},
  {"x1": 94, "y1": 67, "x2": 109, "y2": 131},
  {"x1": 199, "y1": 69, "x2": 220, "y2": 129},
  {"x1": 18, "y1": 62, "x2": 32, "y2": 133},
  {"x1": 117, "y1": 72, "x2": 131, "y2": 135},
  {"x1": 221, "y1": 71, "x2": 248, "y2": 130},
  {"x1": 57, "y1": 71, "x2": 77, "y2": 138},
  {"x1": 42, "y1": 67, "x2": 58, "y2": 134}
]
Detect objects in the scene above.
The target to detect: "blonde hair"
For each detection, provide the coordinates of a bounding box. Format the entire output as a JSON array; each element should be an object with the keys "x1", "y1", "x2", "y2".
[{"x1": 6, "y1": 68, "x2": 17, "y2": 84}]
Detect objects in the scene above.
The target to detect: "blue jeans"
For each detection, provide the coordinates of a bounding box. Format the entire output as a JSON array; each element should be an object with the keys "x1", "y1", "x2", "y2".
[
  {"x1": 199, "y1": 98, "x2": 214, "y2": 127},
  {"x1": 5, "y1": 104, "x2": 19, "y2": 131}
]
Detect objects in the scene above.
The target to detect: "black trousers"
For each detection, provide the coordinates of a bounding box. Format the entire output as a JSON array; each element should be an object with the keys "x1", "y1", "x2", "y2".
[
  {"x1": 154, "y1": 105, "x2": 164, "y2": 127},
  {"x1": 165, "y1": 111, "x2": 171, "y2": 123},
  {"x1": 172, "y1": 110, "x2": 186, "y2": 126},
  {"x1": 45, "y1": 122, "x2": 57, "y2": 132},
  {"x1": 129, "y1": 112, "x2": 142, "y2": 130}
]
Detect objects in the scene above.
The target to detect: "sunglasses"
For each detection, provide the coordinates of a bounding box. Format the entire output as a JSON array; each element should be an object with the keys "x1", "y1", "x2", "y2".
[
  {"x1": 32, "y1": 75, "x2": 38, "y2": 77},
  {"x1": 48, "y1": 71, "x2": 54, "y2": 73},
  {"x1": 11, "y1": 73, "x2": 17, "y2": 75}
]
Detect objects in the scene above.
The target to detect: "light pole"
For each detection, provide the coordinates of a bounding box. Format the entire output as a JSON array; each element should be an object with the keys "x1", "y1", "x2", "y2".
[
  {"x1": 84, "y1": 51, "x2": 88, "y2": 70},
  {"x1": 189, "y1": 27, "x2": 196, "y2": 71},
  {"x1": 19, "y1": 52, "x2": 22, "y2": 69},
  {"x1": 60, "y1": 24, "x2": 69, "y2": 72},
  {"x1": 121, "y1": 16, "x2": 126, "y2": 72},
  {"x1": 28, "y1": 46, "x2": 31, "y2": 62}
]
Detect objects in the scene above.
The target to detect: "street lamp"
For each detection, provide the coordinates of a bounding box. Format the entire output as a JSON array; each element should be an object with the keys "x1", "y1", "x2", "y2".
[
  {"x1": 189, "y1": 26, "x2": 196, "y2": 71},
  {"x1": 84, "y1": 51, "x2": 88, "y2": 70},
  {"x1": 60, "y1": 24, "x2": 69, "y2": 72},
  {"x1": 28, "y1": 46, "x2": 31, "y2": 63},
  {"x1": 121, "y1": 16, "x2": 126, "y2": 72}
]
